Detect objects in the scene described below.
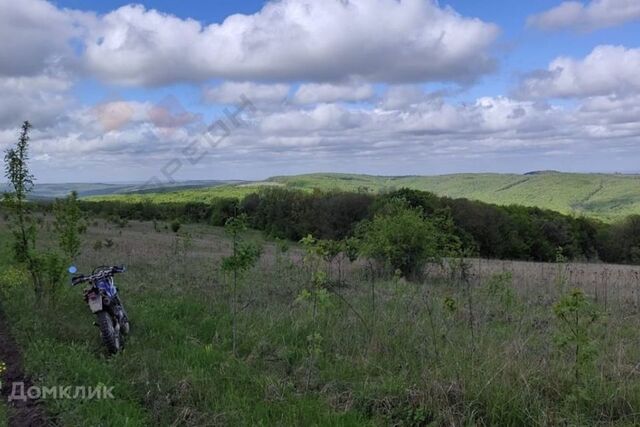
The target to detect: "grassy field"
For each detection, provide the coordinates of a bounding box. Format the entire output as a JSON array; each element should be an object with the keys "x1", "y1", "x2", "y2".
[
  {"x1": 1, "y1": 218, "x2": 640, "y2": 425},
  {"x1": 1, "y1": 180, "x2": 244, "y2": 200},
  {"x1": 85, "y1": 172, "x2": 640, "y2": 222},
  {"x1": 86, "y1": 183, "x2": 270, "y2": 204},
  {"x1": 0, "y1": 402, "x2": 6, "y2": 427}
]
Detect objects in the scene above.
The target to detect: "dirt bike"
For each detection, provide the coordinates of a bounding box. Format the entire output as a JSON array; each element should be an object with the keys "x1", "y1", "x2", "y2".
[{"x1": 69, "y1": 265, "x2": 130, "y2": 354}]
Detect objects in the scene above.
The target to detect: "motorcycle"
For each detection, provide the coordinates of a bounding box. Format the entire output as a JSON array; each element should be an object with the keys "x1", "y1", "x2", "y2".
[{"x1": 69, "y1": 265, "x2": 130, "y2": 354}]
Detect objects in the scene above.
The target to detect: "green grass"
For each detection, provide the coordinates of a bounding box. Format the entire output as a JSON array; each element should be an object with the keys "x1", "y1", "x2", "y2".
[
  {"x1": 85, "y1": 172, "x2": 640, "y2": 222},
  {"x1": 3, "y1": 180, "x2": 245, "y2": 200},
  {"x1": 0, "y1": 402, "x2": 7, "y2": 427},
  {"x1": 86, "y1": 184, "x2": 270, "y2": 204},
  {"x1": 1, "y1": 220, "x2": 640, "y2": 425}
]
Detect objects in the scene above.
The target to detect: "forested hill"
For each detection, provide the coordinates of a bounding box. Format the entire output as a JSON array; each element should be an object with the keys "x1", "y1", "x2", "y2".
[
  {"x1": 84, "y1": 172, "x2": 640, "y2": 222},
  {"x1": 275, "y1": 172, "x2": 640, "y2": 221}
]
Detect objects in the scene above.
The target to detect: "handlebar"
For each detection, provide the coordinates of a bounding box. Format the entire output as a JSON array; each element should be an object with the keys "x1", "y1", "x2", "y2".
[{"x1": 71, "y1": 265, "x2": 126, "y2": 286}]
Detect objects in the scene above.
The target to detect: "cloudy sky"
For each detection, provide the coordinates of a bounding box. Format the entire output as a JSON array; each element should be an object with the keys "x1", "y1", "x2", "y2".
[{"x1": 1, "y1": 0, "x2": 639, "y2": 183}]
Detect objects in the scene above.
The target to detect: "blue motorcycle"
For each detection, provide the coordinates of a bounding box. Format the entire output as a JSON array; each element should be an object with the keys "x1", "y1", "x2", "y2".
[{"x1": 70, "y1": 265, "x2": 130, "y2": 354}]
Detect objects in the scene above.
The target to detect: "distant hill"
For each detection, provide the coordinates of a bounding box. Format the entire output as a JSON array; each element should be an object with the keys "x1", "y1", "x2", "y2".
[
  {"x1": 0, "y1": 180, "x2": 245, "y2": 200},
  {"x1": 62, "y1": 172, "x2": 640, "y2": 222},
  {"x1": 267, "y1": 172, "x2": 640, "y2": 222}
]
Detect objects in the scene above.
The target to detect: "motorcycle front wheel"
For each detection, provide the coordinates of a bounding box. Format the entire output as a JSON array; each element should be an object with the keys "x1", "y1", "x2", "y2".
[
  {"x1": 119, "y1": 306, "x2": 130, "y2": 336},
  {"x1": 96, "y1": 311, "x2": 121, "y2": 354}
]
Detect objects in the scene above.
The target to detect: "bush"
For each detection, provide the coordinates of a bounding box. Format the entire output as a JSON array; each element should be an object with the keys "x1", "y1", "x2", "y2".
[
  {"x1": 170, "y1": 220, "x2": 181, "y2": 233},
  {"x1": 0, "y1": 265, "x2": 29, "y2": 297},
  {"x1": 53, "y1": 191, "x2": 85, "y2": 261},
  {"x1": 356, "y1": 197, "x2": 461, "y2": 279},
  {"x1": 210, "y1": 198, "x2": 239, "y2": 226},
  {"x1": 597, "y1": 215, "x2": 640, "y2": 264}
]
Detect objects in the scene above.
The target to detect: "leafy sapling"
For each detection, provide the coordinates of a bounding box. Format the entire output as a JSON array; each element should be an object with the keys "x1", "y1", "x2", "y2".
[
  {"x1": 553, "y1": 289, "x2": 600, "y2": 386},
  {"x1": 2, "y1": 121, "x2": 42, "y2": 297},
  {"x1": 53, "y1": 191, "x2": 86, "y2": 262},
  {"x1": 297, "y1": 234, "x2": 334, "y2": 389},
  {"x1": 220, "y1": 214, "x2": 262, "y2": 355}
]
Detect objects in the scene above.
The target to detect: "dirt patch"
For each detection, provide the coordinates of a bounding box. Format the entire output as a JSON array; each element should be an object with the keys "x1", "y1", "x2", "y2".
[{"x1": 0, "y1": 303, "x2": 54, "y2": 427}]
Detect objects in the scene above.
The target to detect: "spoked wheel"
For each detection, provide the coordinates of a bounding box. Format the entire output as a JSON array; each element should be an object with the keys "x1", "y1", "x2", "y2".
[
  {"x1": 121, "y1": 316, "x2": 130, "y2": 336},
  {"x1": 96, "y1": 311, "x2": 121, "y2": 354},
  {"x1": 120, "y1": 306, "x2": 131, "y2": 335}
]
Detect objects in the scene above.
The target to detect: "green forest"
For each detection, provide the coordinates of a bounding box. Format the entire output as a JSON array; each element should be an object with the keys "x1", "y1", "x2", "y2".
[
  {"x1": 86, "y1": 172, "x2": 640, "y2": 222},
  {"x1": 71, "y1": 187, "x2": 640, "y2": 265}
]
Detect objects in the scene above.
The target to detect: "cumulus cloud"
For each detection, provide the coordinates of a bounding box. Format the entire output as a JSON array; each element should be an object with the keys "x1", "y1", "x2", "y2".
[
  {"x1": 240, "y1": 95, "x2": 640, "y2": 168},
  {"x1": 517, "y1": 45, "x2": 640, "y2": 99},
  {"x1": 527, "y1": 0, "x2": 640, "y2": 31},
  {"x1": 13, "y1": 89, "x2": 640, "y2": 179},
  {"x1": 203, "y1": 82, "x2": 290, "y2": 105},
  {"x1": 0, "y1": 72, "x2": 73, "y2": 128},
  {"x1": 2, "y1": 0, "x2": 639, "y2": 180},
  {"x1": 82, "y1": 0, "x2": 499, "y2": 86},
  {"x1": 0, "y1": 0, "x2": 83, "y2": 77},
  {"x1": 380, "y1": 85, "x2": 439, "y2": 109},
  {"x1": 260, "y1": 104, "x2": 368, "y2": 133},
  {"x1": 0, "y1": 0, "x2": 92, "y2": 130},
  {"x1": 292, "y1": 82, "x2": 374, "y2": 104}
]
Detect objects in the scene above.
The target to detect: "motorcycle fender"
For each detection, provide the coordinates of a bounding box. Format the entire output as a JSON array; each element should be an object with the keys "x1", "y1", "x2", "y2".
[{"x1": 88, "y1": 293, "x2": 103, "y2": 313}]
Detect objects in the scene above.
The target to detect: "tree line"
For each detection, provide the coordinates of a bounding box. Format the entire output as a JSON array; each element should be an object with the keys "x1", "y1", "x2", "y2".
[{"x1": 38, "y1": 187, "x2": 639, "y2": 266}]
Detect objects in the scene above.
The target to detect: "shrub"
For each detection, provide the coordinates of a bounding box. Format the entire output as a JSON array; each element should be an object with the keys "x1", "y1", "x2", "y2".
[
  {"x1": 553, "y1": 289, "x2": 600, "y2": 385},
  {"x1": 220, "y1": 214, "x2": 262, "y2": 355},
  {"x1": 53, "y1": 191, "x2": 85, "y2": 261},
  {"x1": 0, "y1": 265, "x2": 29, "y2": 297},
  {"x1": 356, "y1": 198, "x2": 461, "y2": 279},
  {"x1": 210, "y1": 198, "x2": 239, "y2": 226}
]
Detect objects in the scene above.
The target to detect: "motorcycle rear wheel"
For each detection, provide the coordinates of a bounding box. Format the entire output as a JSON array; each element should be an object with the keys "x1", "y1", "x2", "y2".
[{"x1": 97, "y1": 311, "x2": 121, "y2": 354}]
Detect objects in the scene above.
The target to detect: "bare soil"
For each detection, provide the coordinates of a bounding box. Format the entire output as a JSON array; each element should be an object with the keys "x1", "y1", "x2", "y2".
[{"x1": 0, "y1": 304, "x2": 54, "y2": 427}]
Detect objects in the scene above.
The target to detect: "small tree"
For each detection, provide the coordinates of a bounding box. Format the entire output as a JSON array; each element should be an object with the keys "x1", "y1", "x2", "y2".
[
  {"x1": 553, "y1": 289, "x2": 600, "y2": 386},
  {"x1": 316, "y1": 239, "x2": 344, "y2": 282},
  {"x1": 297, "y1": 234, "x2": 333, "y2": 389},
  {"x1": 220, "y1": 214, "x2": 261, "y2": 355},
  {"x1": 2, "y1": 121, "x2": 42, "y2": 296},
  {"x1": 53, "y1": 191, "x2": 86, "y2": 261},
  {"x1": 356, "y1": 197, "x2": 461, "y2": 279}
]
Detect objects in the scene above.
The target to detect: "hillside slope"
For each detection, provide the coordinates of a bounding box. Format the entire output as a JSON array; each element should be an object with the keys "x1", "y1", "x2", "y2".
[
  {"x1": 0, "y1": 180, "x2": 243, "y2": 199},
  {"x1": 85, "y1": 172, "x2": 640, "y2": 222}
]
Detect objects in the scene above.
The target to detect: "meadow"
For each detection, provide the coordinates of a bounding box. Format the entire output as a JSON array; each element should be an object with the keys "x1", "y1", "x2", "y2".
[
  {"x1": 86, "y1": 184, "x2": 263, "y2": 205},
  {"x1": 1, "y1": 217, "x2": 640, "y2": 426},
  {"x1": 85, "y1": 172, "x2": 640, "y2": 222},
  {"x1": 0, "y1": 401, "x2": 6, "y2": 427}
]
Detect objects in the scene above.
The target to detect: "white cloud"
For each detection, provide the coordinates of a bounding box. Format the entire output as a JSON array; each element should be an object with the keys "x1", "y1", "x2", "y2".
[
  {"x1": 0, "y1": 0, "x2": 95, "y2": 78},
  {"x1": 0, "y1": 0, "x2": 91, "y2": 130},
  {"x1": 3, "y1": 0, "x2": 640, "y2": 180},
  {"x1": 517, "y1": 45, "x2": 640, "y2": 99},
  {"x1": 379, "y1": 85, "x2": 436, "y2": 109},
  {"x1": 292, "y1": 82, "x2": 374, "y2": 104},
  {"x1": 6, "y1": 90, "x2": 640, "y2": 180},
  {"x1": 203, "y1": 82, "x2": 290, "y2": 105},
  {"x1": 82, "y1": 0, "x2": 499, "y2": 86},
  {"x1": 0, "y1": 72, "x2": 73, "y2": 128},
  {"x1": 260, "y1": 103, "x2": 367, "y2": 133},
  {"x1": 527, "y1": 0, "x2": 640, "y2": 31}
]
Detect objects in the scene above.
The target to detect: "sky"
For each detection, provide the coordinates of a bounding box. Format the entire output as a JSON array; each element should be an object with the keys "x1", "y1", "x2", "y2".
[{"x1": 1, "y1": 0, "x2": 640, "y2": 183}]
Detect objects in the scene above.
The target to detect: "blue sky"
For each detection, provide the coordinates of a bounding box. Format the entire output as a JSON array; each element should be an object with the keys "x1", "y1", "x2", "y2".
[{"x1": 1, "y1": 0, "x2": 640, "y2": 182}]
